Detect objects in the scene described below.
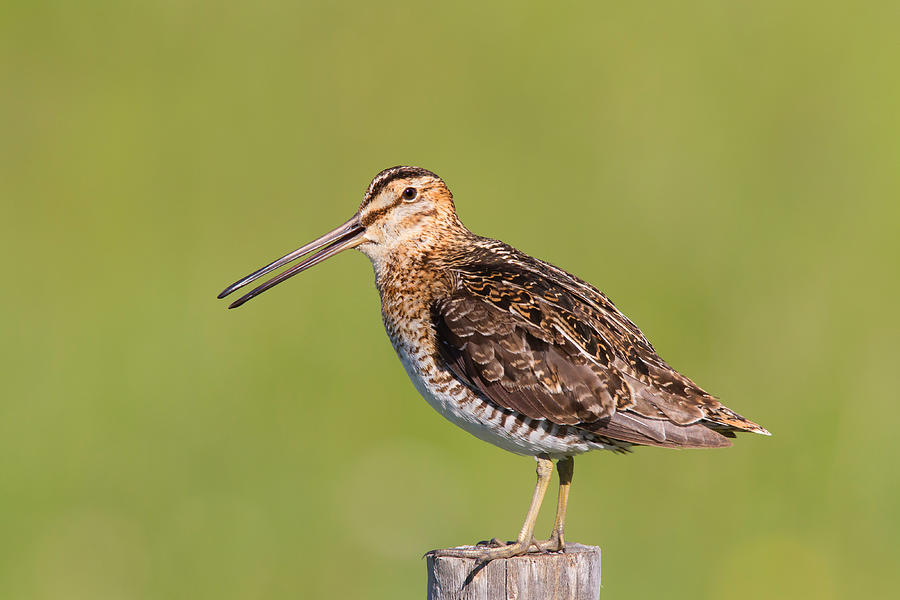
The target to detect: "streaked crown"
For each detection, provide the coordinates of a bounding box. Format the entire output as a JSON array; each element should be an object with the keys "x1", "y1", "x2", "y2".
[{"x1": 356, "y1": 166, "x2": 463, "y2": 257}]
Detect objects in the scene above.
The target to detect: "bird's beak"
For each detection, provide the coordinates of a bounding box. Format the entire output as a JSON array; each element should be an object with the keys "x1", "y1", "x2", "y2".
[{"x1": 217, "y1": 215, "x2": 366, "y2": 309}]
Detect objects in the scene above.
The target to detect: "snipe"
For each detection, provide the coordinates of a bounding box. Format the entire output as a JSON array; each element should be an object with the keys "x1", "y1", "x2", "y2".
[{"x1": 218, "y1": 166, "x2": 769, "y2": 561}]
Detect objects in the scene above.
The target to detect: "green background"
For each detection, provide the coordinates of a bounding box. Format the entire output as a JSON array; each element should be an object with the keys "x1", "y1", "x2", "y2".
[{"x1": 2, "y1": 1, "x2": 898, "y2": 598}]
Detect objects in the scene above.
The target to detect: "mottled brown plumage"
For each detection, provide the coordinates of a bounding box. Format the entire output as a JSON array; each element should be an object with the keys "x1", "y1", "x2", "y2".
[
  {"x1": 431, "y1": 243, "x2": 768, "y2": 449},
  {"x1": 218, "y1": 165, "x2": 769, "y2": 561}
]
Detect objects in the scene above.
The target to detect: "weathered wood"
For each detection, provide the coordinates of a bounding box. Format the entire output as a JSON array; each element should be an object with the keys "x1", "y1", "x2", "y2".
[{"x1": 426, "y1": 544, "x2": 600, "y2": 600}]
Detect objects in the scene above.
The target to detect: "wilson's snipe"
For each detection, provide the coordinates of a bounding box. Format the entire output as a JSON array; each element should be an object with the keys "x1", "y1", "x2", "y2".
[{"x1": 218, "y1": 166, "x2": 769, "y2": 561}]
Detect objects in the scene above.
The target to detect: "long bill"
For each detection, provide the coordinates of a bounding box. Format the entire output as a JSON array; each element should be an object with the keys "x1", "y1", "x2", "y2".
[{"x1": 217, "y1": 215, "x2": 365, "y2": 309}]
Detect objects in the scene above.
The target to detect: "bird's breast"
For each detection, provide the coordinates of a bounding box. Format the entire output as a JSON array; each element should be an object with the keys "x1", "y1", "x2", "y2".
[
  {"x1": 373, "y1": 261, "x2": 449, "y2": 360},
  {"x1": 379, "y1": 290, "x2": 472, "y2": 423}
]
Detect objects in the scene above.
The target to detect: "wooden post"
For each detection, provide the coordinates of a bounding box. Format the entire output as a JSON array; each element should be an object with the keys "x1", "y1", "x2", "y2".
[{"x1": 426, "y1": 544, "x2": 601, "y2": 600}]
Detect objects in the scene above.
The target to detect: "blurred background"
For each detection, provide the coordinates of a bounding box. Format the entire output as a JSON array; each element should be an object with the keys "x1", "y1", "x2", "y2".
[{"x1": 2, "y1": 1, "x2": 898, "y2": 598}]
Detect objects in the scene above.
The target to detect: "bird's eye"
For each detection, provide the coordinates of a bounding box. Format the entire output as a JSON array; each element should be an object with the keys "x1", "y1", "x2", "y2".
[{"x1": 401, "y1": 187, "x2": 418, "y2": 201}]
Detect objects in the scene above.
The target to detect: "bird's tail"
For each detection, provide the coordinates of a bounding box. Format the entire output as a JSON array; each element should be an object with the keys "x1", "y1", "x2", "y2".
[{"x1": 705, "y1": 406, "x2": 771, "y2": 436}]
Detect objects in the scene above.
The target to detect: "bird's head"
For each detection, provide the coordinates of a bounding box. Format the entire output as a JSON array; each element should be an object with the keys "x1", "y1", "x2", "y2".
[
  {"x1": 218, "y1": 166, "x2": 461, "y2": 308},
  {"x1": 356, "y1": 166, "x2": 459, "y2": 260}
]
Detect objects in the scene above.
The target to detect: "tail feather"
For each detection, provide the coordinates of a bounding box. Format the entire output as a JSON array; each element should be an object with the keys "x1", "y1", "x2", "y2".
[
  {"x1": 706, "y1": 405, "x2": 771, "y2": 436},
  {"x1": 583, "y1": 411, "x2": 733, "y2": 449}
]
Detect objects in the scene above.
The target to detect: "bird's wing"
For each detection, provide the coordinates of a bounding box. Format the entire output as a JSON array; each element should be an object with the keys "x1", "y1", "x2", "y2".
[
  {"x1": 434, "y1": 287, "x2": 622, "y2": 425},
  {"x1": 432, "y1": 249, "x2": 766, "y2": 447}
]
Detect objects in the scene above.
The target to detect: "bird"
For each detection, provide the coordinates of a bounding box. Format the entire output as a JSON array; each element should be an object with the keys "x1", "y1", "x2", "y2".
[{"x1": 218, "y1": 165, "x2": 769, "y2": 561}]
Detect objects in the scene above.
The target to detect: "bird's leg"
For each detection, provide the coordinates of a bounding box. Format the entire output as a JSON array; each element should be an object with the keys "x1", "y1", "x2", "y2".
[
  {"x1": 431, "y1": 455, "x2": 554, "y2": 561},
  {"x1": 535, "y1": 456, "x2": 574, "y2": 552}
]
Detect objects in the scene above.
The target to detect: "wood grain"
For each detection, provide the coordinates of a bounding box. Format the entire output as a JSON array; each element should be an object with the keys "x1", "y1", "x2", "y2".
[{"x1": 426, "y1": 544, "x2": 600, "y2": 600}]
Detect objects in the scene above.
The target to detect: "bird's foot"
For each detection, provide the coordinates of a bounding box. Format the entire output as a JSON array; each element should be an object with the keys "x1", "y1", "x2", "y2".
[
  {"x1": 532, "y1": 531, "x2": 566, "y2": 553},
  {"x1": 430, "y1": 537, "x2": 542, "y2": 562}
]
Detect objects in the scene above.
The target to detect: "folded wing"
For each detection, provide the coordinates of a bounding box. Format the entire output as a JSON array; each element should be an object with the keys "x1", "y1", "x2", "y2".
[{"x1": 431, "y1": 248, "x2": 767, "y2": 449}]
